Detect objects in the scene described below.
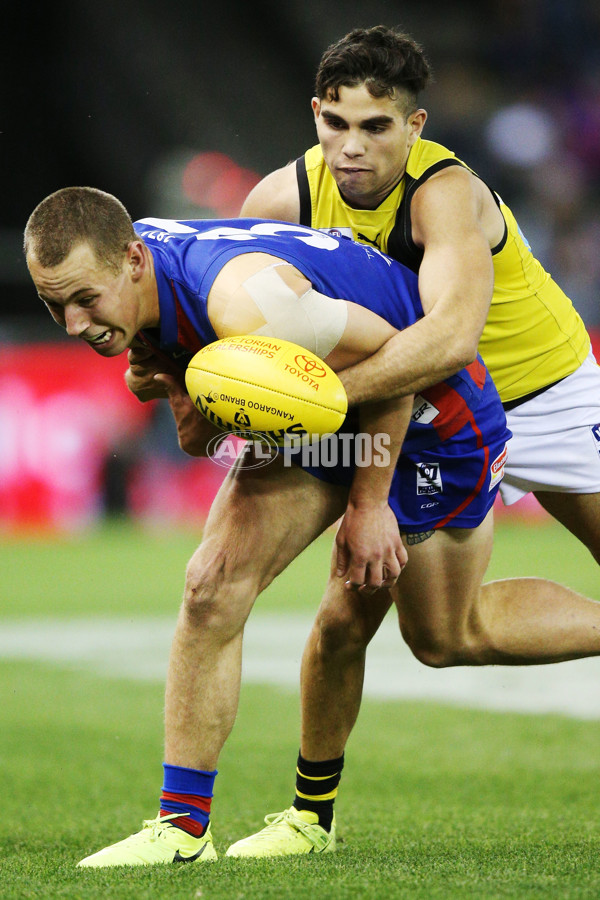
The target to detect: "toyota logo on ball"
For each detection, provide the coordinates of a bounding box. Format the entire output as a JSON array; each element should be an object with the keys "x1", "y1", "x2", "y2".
[{"x1": 293, "y1": 354, "x2": 327, "y2": 377}]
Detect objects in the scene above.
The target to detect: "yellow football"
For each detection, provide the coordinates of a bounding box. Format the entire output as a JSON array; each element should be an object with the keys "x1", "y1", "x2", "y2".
[{"x1": 185, "y1": 335, "x2": 348, "y2": 445}]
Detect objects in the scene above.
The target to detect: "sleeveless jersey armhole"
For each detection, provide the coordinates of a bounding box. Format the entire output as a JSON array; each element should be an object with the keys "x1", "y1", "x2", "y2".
[
  {"x1": 296, "y1": 156, "x2": 312, "y2": 227},
  {"x1": 489, "y1": 189, "x2": 508, "y2": 255},
  {"x1": 389, "y1": 158, "x2": 507, "y2": 268}
]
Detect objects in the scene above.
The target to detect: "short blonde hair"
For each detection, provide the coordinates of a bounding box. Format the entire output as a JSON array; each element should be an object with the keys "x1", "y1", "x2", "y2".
[{"x1": 24, "y1": 186, "x2": 137, "y2": 273}]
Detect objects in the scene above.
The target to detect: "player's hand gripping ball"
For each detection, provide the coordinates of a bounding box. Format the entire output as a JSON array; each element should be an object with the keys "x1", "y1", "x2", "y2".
[{"x1": 185, "y1": 336, "x2": 347, "y2": 445}]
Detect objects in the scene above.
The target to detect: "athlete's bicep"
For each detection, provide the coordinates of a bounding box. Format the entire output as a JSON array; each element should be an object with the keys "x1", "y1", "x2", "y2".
[
  {"x1": 207, "y1": 255, "x2": 397, "y2": 368},
  {"x1": 411, "y1": 168, "x2": 494, "y2": 358},
  {"x1": 412, "y1": 169, "x2": 493, "y2": 306}
]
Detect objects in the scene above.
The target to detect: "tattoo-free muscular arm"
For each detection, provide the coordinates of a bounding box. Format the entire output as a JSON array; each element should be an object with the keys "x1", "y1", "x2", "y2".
[
  {"x1": 339, "y1": 166, "x2": 497, "y2": 406},
  {"x1": 239, "y1": 163, "x2": 301, "y2": 222},
  {"x1": 335, "y1": 394, "x2": 410, "y2": 591},
  {"x1": 156, "y1": 373, "x2": 223, "y2": 456},
  {"x1": 124, "y1": 347, "x2": 222, "y2": 456}
]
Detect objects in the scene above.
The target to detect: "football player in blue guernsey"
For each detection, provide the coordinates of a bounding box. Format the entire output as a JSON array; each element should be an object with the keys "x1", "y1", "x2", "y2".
[{"x1": 25, "y1": 187, "x2": 600, "y2": 866}]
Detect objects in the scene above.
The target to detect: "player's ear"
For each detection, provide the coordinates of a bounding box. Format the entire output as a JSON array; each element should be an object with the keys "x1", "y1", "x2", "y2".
[
  {"x1": 408, "y1": 108, "x2": 427, "y2": 143},
  {"x1": 311, "y1": 97, "x2": 321, "y2": 121},
  {"x1": 127, "y1": 240, "x2": 147, "y2": 282}
]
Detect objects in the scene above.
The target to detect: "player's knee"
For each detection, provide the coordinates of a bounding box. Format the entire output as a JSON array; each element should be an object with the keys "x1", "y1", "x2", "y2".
[
  {"x1": 405, "y1": 634, "x2": 461, "y2": 668},
  {"x1": 401, "y1": 623, "x2": 485, "y2": 668},
  {"x1": 182, "y1": 555, "x2": 256, "y2": 636},
  {"x1": 313, "y1": 603, "x2": 372, "y2": 660}
]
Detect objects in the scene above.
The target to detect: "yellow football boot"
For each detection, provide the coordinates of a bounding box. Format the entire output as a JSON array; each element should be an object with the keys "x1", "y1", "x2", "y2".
[
  {"x1": 226, "y1": 807, "x2": 336, "y2": 858},
  {"x1": 78, "y1": 814, "x2": 217, "y2": 867}
]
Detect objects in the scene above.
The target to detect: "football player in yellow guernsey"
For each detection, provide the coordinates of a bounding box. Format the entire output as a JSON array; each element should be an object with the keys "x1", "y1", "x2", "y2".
[{"x1": 232, "y1": 25, "x2": 600, "y2": 858}]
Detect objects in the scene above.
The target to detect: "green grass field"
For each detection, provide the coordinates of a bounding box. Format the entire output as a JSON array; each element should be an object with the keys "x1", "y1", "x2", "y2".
[{"x1": 2, "y1": 515, "x2": 600, "y2": 899}]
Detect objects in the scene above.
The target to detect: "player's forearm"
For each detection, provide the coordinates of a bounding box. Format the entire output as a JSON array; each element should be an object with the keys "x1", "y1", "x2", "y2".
[
  {"x1": 348, "y1": 395, "x2": 413, "y2": 506},
  {"x1": 166, "y1": 385, "x2": 222, "y2": 457},
  {"x1": 340, "y1": 186, "x2": 494, "y2": 407},
  {"x1": 339, "y1": 312, "x2": 473, "y2": 406}
]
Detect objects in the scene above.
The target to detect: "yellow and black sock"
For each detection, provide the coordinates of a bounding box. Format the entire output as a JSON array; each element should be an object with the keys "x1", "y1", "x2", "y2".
[{"x1": 292, "y1": 751, "x2": 344, "y2": 832}]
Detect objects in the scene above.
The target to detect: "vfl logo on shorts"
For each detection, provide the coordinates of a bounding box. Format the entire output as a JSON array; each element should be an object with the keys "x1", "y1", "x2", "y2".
[
  {"x1": 592, "y1": 424, "x2": 600, "y2": 455},
  {"x1": 489, "y1": 444, "x2": 508, "y2": 491},
  {"x1": 416, "y1": 462, "x2": 443, "y2": 495}
]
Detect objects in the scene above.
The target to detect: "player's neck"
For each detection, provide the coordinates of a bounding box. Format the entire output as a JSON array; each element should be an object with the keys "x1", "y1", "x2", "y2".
[{"x1": 139, "y1": 248, "x2": 161, "y2": 328}]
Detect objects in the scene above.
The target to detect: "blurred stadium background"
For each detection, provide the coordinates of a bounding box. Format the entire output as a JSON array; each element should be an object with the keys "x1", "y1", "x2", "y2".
[
  {"x1": 4, "y1": 8, "x2": 600, "y2": 894},
  {"x1": 2, "y1": 0, "x2": 600, "y2": 531}
]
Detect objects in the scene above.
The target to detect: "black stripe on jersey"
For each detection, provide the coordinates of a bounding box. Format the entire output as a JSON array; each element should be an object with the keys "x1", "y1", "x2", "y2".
[
  {"x1": 387, "y1": 159, "x2": 465, "y2": 272},
  {"x1": 387, "y1": 158, "x2": 508, "y2": 268},
  {"x1": 490, "y1": 202, "x2": 508, "y2": 255},
  {"x1": 296, "y1": 156, "x2": 312, "y2": 227}
]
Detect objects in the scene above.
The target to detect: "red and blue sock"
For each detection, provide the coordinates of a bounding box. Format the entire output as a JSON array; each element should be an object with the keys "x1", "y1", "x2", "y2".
[{"x1": 160, "y1": 763, "x2": 217, "y2": 837}]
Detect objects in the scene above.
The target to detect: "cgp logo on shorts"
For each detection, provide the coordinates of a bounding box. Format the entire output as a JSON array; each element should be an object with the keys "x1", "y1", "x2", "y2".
[
  {"x1": 592, "y1": 424, "x2": 600, "y2": 456},
  {"x1": 415, "y1": 462, "x2": 443, "y2": 495},
  {"x1": 205, "y1": 431, "x2": 280, "y2": 470}
]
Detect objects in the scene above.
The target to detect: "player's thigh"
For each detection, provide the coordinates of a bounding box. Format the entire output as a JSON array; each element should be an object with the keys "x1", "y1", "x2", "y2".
[
  {"x1": 534, "y1": 490, "x2": 600, "y2": 563},
  {"x1": 391, "y1": 509, "x2": 494, "y2": 649},
  {"x1": 193, "y1": 450, "x2": 348, "y2": 596}
]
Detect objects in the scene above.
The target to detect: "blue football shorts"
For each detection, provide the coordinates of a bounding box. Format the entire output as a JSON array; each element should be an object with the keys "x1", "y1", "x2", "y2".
[{"x1": 291, "y1": 400, "x2": 512, "y2": 533}]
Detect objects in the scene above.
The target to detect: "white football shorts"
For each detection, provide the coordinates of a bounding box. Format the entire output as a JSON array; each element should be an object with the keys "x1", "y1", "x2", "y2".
[{"x1": 499, "y1": 350, "x2": 600, "y2": 505}]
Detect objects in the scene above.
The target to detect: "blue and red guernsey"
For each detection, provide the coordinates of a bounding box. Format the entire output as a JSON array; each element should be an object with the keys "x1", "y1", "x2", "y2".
[{"x1": 133, "y1": 217, "x2": 505, "y2": 454}]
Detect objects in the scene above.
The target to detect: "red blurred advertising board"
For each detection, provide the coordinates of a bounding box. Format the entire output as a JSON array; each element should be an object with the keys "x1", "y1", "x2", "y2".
[{"x1": 0, "y1": 343, "x2": 153, "y2": 530}]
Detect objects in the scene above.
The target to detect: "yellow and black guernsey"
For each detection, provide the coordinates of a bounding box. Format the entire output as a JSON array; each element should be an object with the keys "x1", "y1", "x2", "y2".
[{"x1": 296, "y1": 139, "x2": 590, "y2": 405}]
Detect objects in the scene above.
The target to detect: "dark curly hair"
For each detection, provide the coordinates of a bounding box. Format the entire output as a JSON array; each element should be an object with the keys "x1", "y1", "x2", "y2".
[{"x1": 315, "y1": 26, "x2": 432, "y2": 113}]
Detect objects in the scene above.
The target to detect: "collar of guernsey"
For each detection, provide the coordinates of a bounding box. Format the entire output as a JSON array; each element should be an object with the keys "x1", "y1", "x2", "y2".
[
  {"x1": 299, "y1": 138, "x2": 591, "y2": 404},
  {"x1": 134, "y1": 220, "x2": 217, "y2": 358}
]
